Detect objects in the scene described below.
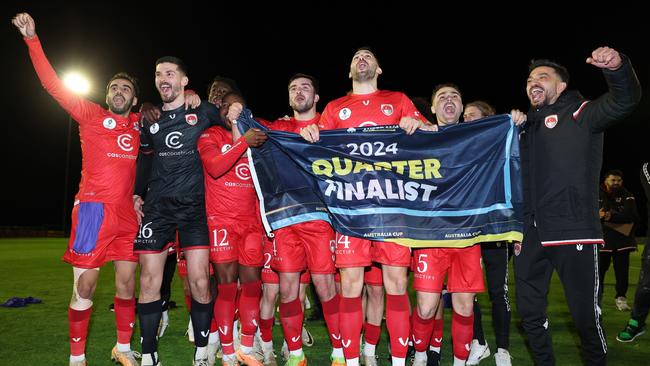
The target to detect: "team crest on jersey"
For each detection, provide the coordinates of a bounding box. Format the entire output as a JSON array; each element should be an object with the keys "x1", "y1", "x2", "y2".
[
  {"x1": 339, "y1": 108, "x2": 352, "y2": 120},
  {"x1": 150, "y1": 123, "x2": 160, "y2": 134},
  {"x1": 514, "y1": 242, "x2": 522, "y2": 256},
  {"x1": 185, "y1": 114, "x2": 198, "y2": 126},
  {"x1": 221, "y1": 144, "x2": 232, "y2": 153},
  {"x1": 381, "y1": 104, "x2": 394, "y2": 116},
  {"x1": 132, "y1": 122, "x2": 140, "y2": 131},
  {"x1": 103, "y1": 117, "x2": 116, "y2": 130},
  {"x1": 544, "y1": 114, "x2": 558, "y2": 129}
]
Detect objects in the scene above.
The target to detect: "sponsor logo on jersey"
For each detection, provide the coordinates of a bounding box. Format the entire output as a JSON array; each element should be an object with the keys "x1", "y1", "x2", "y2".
[
  {"x1": 185, "y1": 113, "x2": 198, "y2": 126},
  {"x1": 150, "y1": 123, "x2": 160, "y2": 134},
  {"x1": 339, "y1": 108, "x2": 352, "y2": 120},
  {"x1": 544, "y1": 114, "x2": 558, "y2": 129},
  {"x1": 117, "y1": 134, "x2": 134, "y2": 152},
  {"x1": 103, "y1": 117, "x2": 116, "y2": 130},
  {"x1": 165, "y1": 131, "x2": 183, "y2": 149},
  {"x1": 235, "y1": 163, "x2": 251, "y2": 180},
  {"x1": 381, "y1": 104, "x2": 394, "y2": 116}
]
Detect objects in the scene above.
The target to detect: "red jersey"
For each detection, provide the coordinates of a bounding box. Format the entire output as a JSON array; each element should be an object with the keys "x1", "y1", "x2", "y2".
[
  {"x1": 320, "y1": 90, "x2": 422, "y2": 130},
  {"x1": 26, "y1": 36, "x2": 140, "y2": 204},
  {"x1": 197, "y1": 126, "x2": 259, "y2": 222},
  {"x1": 268, "y1": 113, "x2": 324, "y2": 133}
]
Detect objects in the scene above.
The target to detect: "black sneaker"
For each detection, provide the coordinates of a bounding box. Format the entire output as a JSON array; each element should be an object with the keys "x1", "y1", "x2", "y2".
[
  {"x1": 426, "y1": 349, "x2": 441, "y2": 366},
  {"x1": 617, "y1": 319, "x2": 646, "y2": 342}
]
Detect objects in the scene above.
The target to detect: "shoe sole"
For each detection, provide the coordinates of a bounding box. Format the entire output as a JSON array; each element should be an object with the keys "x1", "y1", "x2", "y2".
[{"x1": 616, "y1": 329, "x2": 646, "y2": 342}]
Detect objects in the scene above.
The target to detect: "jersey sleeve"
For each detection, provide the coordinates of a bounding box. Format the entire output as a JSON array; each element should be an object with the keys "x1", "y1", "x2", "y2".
[
  {"x1": 198, "y1": 128, "x2": 249, "y2": 179},
  {"x1": 24, "y1": 36, "x2": 100, "y2": 125},
  {"x1": 318, "y1": 104, "x2": 338, "y2": 130}
]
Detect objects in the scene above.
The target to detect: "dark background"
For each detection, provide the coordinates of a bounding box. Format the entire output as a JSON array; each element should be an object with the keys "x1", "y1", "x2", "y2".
[{"x1": 1, "y1": 2, "x2": 648, "y2": 234}]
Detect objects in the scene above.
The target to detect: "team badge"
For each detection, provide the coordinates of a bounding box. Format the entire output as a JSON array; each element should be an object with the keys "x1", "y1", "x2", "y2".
[
  {"x1": 339, "y1": 108, "x2": 351, "y2": 120},
  {"x1": 221, "y1": 144, "x2": 232, "y2": 153},
  {"x1": 544, "y1": 114, "x2": 558, "y2": 129},
  {"x1": 150, "y1": 123, "x2": 160, "y2": 134},
  {"x1": 103, "y1": 117, "x2": 116, "y2": 130},
  {"x1": 185, "y1": 114, "x2": 198, "y2": 126},
  {"x1": 381, "y1": 104, "x2": 394, "y2": 116},
  {"x1": 513, "y1": 242, "x2": 522, "y2": 256},
  {"x1": 132, "y1": 122, "x2": 140, "y2": 131}
]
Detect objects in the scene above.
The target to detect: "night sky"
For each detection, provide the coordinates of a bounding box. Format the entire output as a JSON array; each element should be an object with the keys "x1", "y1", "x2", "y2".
[{"x1": 2, "y1": 2, "x2": 648, "y2": 233}]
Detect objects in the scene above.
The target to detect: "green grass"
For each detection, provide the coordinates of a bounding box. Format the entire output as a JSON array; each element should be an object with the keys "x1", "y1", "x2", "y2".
[{"x1": 0, "y1": 238, "x2": 648, "y2": 365}]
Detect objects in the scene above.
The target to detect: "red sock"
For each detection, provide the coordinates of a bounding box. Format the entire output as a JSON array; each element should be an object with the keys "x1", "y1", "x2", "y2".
[
  {"x1": 279, "y1": 298, "x2": 304, "y2": 351},
  {"x1": 184, "y1": 294, "x2": 192, "y2": 312},
  {"x1": 321, "y1": 294, "x2": 341, "y2": 348},
  {"x1": 386, "y1": 294, "x2": 410, "y2": 358},
  {"x1": 452, "y1": 311, "x2": 474, "y2": 360},
  {"x1": 411, "y1": 311, "x2": 434, "y2": 352},
  {"x1": 215, "y1": 282, "x2": 237, "y2": 355},
  {"x1": 259, "y1": 317, "x2": 274, "y2": 343},
  {"x1": 363, "y1": 322, "x2": 381, "y2": 346},
  {"x1": 114, "y1": 297, "x2": 136, "y2": 344},
  {"x1": 69, "y1": 307, "x2": 92, "y2": 356},
  {"x1": 430, "y1": 318, "x2": 444, "y2": 348},
  {"x1": 239, "y1": 281, "x2": 262, "y2": 348},
  {"x1": 339, "y1": 296, "x2": 362, "y2": 359}
]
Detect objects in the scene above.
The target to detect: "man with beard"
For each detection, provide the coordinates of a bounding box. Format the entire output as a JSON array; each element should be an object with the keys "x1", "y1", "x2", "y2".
[
  {"x1": 598, "y1": 170, "x2": 639, "y2": 310},
  {"x1": 266, "y1": 74, "x2": 342, "y2": 366},
  {"x1": 13, "y1": 12, "x2": 143, "y2": 366},
  {"x1": 133, "y1": 56, "x2": 226, "y2": 366},
  {"x1": 515, "y1": 47, "x2": 641, "y2": 366},
  {"x1": 300, "y1": 47, "x2": 428, "y2": 366}
]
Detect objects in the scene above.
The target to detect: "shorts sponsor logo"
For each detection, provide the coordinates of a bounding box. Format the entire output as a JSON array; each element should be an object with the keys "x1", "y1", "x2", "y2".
[
  {"x1": 103, "y1": 117, "x2": 116, "y2": 130},
  {"x1": 544, "y1": 114, "x2": 558, "y2": 129},
  {"x1": 165, "y1": 131, "x2": 183, "y2": 149},
  {"x1": 117, "y1": 133, "x2": 134, "y2": 151}
]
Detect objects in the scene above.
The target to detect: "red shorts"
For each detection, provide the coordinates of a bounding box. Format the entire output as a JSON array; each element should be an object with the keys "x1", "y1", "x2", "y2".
[
  {"x1": 208, "y1": 217, "x2": 264, "y2": 267},
  {"x1": 271, "y1": 221, "x2": 335, "y2": 274},
  {"x1": 262, "y1": 236, "x2": 311, "y2": 284},
  {"x1": 364, "y1": 264, "x2": 383, "y2": 286},
  {"x1": 335, "y1": 233, "x2": 411, "y2": 268},
  {"x1": 63, "y1": 201, "x2": 138, "y2": 268},
  {"x1": 412, "y1": 245, "x2": 484, "y2": 293}
]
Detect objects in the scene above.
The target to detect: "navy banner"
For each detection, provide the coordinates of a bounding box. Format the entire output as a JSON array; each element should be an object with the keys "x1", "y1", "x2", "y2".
[{"x1": 239, "y1": 113, "x2": 522, "y2": 248}]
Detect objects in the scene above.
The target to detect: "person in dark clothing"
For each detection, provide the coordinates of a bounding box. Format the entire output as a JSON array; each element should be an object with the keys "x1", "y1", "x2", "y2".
[
  {"x1": 514, "y1": 46, "x2": 641, "y2": 366},
  {"x1": 617, "y1": 162, "x2": 650, "y2": 342},
  {"x1": 598, "y1": 169, "x2": 639, "y2": 310}
]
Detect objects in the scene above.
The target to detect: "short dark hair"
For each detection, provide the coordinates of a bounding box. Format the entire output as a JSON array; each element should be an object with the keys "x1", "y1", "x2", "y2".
[
  {"x1": 465, "y1": 100, "x2": 496, "y2": 117},
  {"x1": 431, "y1": 83, "x2": 462, "y2": 103},
  {"x1": 155, "y1": 56, "x2": 188, "y2": 75},
  {"x1": 208, "y1": 76, "x2": 240, "y2": 96},
  {"x1": 106, "y1": 72, "x2": 139, "y2": 98},
  {"x1": 221, "y1": 91, "x2": 246, "y2": 107},
  {"x1": 605, "y1": 169, "x2": 624, "y2": 179},
  {"x1": 528, "y1": 59, "x2": 570, "y2": 84},
  {"x1": 354, "y1": 46, "x2": 380, "y2": 66},
  {"x1": 288, "y1": 73, "x2": 319, "y2": 94}
]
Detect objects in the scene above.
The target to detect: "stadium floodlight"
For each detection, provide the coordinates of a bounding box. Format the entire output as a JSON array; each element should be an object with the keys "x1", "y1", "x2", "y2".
[
  {"x1": 61, "y1": 71, "x2": 90, "y2": 235},
  {"x1": 63, "y1": 72, "x2": 90, "y2": 95}
]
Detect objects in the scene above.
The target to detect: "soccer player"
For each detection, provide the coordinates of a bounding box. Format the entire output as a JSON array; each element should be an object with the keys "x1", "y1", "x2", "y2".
[
  {"x1": 197, "y1": 92, "x2": 267, "y2": 366},
  {"x1": 133, "y1": 56, "x2": 224, "y2": 366},
  {"x1": 13, "y1": 12, "x2": 142, "y2": 366},
  {"x1": 267, "y1": 73, "x2": 343, "y2": 366},
  {"x1": 300, "y1": 47, "x2": 427, "y2": 366}
]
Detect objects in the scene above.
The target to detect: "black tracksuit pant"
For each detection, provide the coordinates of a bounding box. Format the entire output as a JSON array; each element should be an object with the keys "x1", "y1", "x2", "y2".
[
  {"x1": 514, "y1": 224, "x2": 607, "y2": 366},
  {"x1": 631, "y1": 241, "x2": 650, "y2": 327},
  {"x1": 599, "y1": 249, "x2": 631, "y2": 300},
  {"x1": 473, "y1": 241, "x2": 512, "y2": 350}
]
